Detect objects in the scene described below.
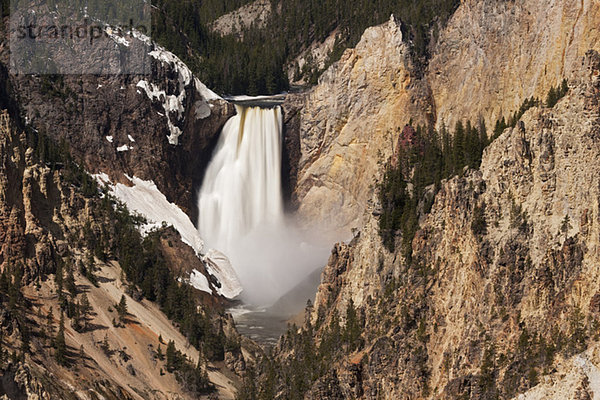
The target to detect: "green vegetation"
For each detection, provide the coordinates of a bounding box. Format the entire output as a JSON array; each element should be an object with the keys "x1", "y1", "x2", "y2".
[
  {"x1": 152, "y1": 0, "x2": 460, "y2": 95},
  {"x1": 237, "y1": 301, "x2": 365, "y2": 400},
  {"x1": 115, "y1": 295, "x2": 128, "y2": 324},
  {"x1": 493, "y1": 80, "x2": 569, "y2": 139},
  {"x1": 471, "y1": 203, "x2": 487, "y2": 237},
  {"x1": 54, "y1": 313, "x2": 67, "y2": 366},
  {"x1": 165, "y1": 340, "x2": 212, "y2": 395},
  {"x1": 546, "y1": 79, "x2": 569, "y2": 108},
  {"x1": 378, "y1": 121, "x2": 488, "y2": 257},
  {"x1": 493, "y1": 97, "x2": 540, "y2": 139}
]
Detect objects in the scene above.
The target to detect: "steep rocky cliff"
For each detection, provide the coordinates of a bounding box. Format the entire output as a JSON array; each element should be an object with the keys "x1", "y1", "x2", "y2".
[
  {"x1": 262, "y1": 1, "x2": 600, "y2": 398},
  {"x1": 287, "y1": 0, "x2": 600, "y2": 238},
  {"x1": 0, "y1": 18, "x2": 233, "y2": 223},
  {"x1": 280, "y1": 37, "x2": 600, "y2": 399},
  {"x1": 0, "y1": 106, "x2": 247, "y2": 399},
  {"x1": 428, "y1": 0, "x2": 600, "y2": 131},
  {"x1": 288, "y1": 15, "x2": 433, "y2": 238},
  {"x1": 210, "y1": 0, "x2": 273, "y2": 38},
  {"x1": 270, "y1": 43, "x2": 600, "y2": 400}
]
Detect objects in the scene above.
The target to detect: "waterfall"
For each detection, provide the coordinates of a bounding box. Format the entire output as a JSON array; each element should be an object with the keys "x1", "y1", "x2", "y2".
[
  {"x1": 198, "y1": 104, "x2": 328, "y2": 306},
  {"x1": 198, "y1": 105, "x2": 284, "y2": 253}
]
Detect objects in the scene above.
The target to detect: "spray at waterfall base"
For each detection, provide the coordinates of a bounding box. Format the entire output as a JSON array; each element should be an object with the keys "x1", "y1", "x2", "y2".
[{"x1": 198, "y1": 105, "x2": 329, "y2": 306}]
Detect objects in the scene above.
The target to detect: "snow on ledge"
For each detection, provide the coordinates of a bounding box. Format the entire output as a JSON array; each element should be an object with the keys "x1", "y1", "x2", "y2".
[
  {"x1": 189, "y1": 270, "x2": 212, "y2": 294},
  {"x1": 136, "y1": 79, "x2": 183, "y2": 145},
  {"x1": 92, "y1": 174, "x2": 242, "y2": 299},
  {"x1": 203, "y1": 249, "x2": 243, "y2": 298}
]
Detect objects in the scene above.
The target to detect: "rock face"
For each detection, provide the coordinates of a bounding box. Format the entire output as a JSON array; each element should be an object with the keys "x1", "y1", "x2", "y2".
[
  {"x1": 299, "y1": 50, "x2": 600, "y2": 400},
  {"x1": 0, "y1": 23, "x2": 233, "y2": 223},
  {"x1": 210, "y1": 0, "x2": 273, "y2": 38},
  {"x1": 288, "y1": 0, "x2": 600, "y2": 238},
  {"x1": 288, "y1": 15, "x2": 433, "y2": 237},
  {"x1": 286, "y1": 29, "x2": 341, "y2": 85},
  {"x1": 428, "y1": 0, "x2": 600, "y2": 131},
  {"x1": 281, "y1": 93, "x2": 305, "y2": 209}
]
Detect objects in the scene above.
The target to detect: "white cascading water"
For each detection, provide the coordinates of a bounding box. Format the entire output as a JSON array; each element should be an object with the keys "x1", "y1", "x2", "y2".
[{"x1": 198, "y1": 105, "x2": 327, "y2": 306}]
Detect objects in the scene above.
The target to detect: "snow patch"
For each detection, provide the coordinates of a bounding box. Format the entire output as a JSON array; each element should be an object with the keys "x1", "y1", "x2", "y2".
[
  {"x1": 92, "y1": 174, "x2": 242, "y2": 299},
  {"x1": 105, "y1": 27, "x2": 131, "y2": 47},
  {"x1": 189, "y1": 270, "x2": 212, "y2": 294},
  {"x1": 136, "y1": 79, "x2": 184, "y2": 145},
  {"x1": 194, "y1": 77, "x2": 221, "y2": 102},
  {"x1": 117, "y1": 144, "x2": 131, "y2": 152},
  {"x1": 116, "y1": 30, "x2": 222, "y2": 145},
  {"x1": 131, "y1": 29, "x2": 152, "y2": 46},
  {"x1": 105, "y1": 135, "x2": 113, "y2": 143},
  {"x1": 202, "y1": 249, "x2": 242, "y2": 298},
  {"x1": 128, "y1": 135, "x2": 135, "y2": 142},
  {"x1": 225, "y1": 94, "x2": 286, "y2": 102},
  {"x1": 94, "y1": 173, "x2": 111, "y2": 184},
  {"x1": 149, "y1": 48, "x2": 192, "y2": 86}
]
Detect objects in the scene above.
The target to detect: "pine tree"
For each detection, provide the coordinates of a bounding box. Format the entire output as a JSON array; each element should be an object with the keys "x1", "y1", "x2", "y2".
[
  {"x1": 560, "y1": 214, "x2": 572, "y2": 240},
  {"x1": 157, "y1": 344, "x2": 164, "y2": 361},
  {"x1": 79, "y1": 294, "x2": 91, "y2": 330},
  {"x1": 343, "y1": 299, "x2": 361, "y2": 351},
  {"x1": 546, "y1": 86, "x2": 558, "y2": 108},
  {"x1": 8, "y1": 265, "x2": 23, "y2": 311},
  {"x1": 46, "y1": 307, "x2": 54, "y2": 342},
  {"x1": 166, "y1": 340, "x2": 177, "y2": 372},
  {"x1": 453, "y1": 120, "x2": 465, "y2": 173},
  {"x1": 65, "y1": 265, "x2": 77, "y2": 297},
  {"x1": 55, "y1": 260, "x2": 64, "y2": 304},
  {"x1": 101, "y1": 333, "x2": 110, "y2": 355},
  {"x1": 116, "y1": 295, "x2": 128, "y2": 324},
  {"x1": 560, "y1": 79, "x2": 569, "y2": 97},
  {"x1": 54, "y1": 313, "x2": 67, "y2": 365}
]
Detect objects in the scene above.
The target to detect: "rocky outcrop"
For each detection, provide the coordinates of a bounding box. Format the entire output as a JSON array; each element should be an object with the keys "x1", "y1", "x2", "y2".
[
  {"x1": 0, "y1": 19, "x2": 233, "y2": 223},
  {"x1": 297, "y1": 49, "x2": 600, "y2": 400},
  {"x1": 289, "y1": 15, "x2": 433, "y2": 237},
  {"x1": 288, "y1": 0, "x2": 600, "y2": 241},
  {"x1": 286, "y1": 29, "x2": 341, "y2": 85},
  {"x1": 281, "y1": 93, "x2": 305, "y2": 210},
  {"x1": 210, "y1": 0, "x2": 273, "y2": 38},
  {"x1": 0, "y1": 106, "x2": 243, "y2": 399}
]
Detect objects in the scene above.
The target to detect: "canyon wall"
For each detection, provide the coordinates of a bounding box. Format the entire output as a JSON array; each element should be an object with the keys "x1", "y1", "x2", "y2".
[
  {"x1": 303, "y1": 49, "x2": 600, "y2": 400},
  {"x1": 289, "y1": 0, "x2": 600, "y2": 236},
  {"x1": 0, "y1": 24, "x2": 233, "y2": 222},
  {"x1": 429, "y1": 0, "x2": 600, "y2": 131},
  {"x1": 287, "y1": 16, "x2": 432, "y2": 238}
]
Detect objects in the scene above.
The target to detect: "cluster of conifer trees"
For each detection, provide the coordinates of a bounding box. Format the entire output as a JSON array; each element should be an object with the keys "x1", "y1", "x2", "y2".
[
  {"x1": 379, "y1": 80, "x2": 570, "y2": 258},
  {"x1": 0, "y1": 122, "x2": 218, "y2": 394},
  {"x1": 237, "y1": 298, "x2": 363, "y2": 400},
  {"x1": 151, "y1": 0, "x2": 460, "y2": 95},
  {"x1": 378, "y1": 120, "x2": 489, "y2": 256}
]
